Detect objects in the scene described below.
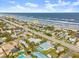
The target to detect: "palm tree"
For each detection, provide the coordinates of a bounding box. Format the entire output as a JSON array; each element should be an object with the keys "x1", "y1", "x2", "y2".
[
  {"x1": 7, "y1": 51, "x2": 14, "y2": 58},
  {"x1": 29, "y1": 42, "x2": 36, "y2": 51}
]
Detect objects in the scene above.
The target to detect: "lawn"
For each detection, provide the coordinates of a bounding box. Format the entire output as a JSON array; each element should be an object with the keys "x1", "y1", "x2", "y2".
[{"x1": 41, "y1": 48, "x2": 58, "y2": 58}]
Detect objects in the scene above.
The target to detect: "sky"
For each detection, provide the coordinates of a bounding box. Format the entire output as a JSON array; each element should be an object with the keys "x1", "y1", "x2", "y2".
[{"x1": 0, "y1": 0, "x2": 79, "y2": 12}]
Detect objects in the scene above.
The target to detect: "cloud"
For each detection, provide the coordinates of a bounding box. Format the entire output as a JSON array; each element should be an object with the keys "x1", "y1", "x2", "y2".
[
  {"x1": 58, "y1": 0, "x2": 62, "y2": 3},
  {"x1": 14, "y1": 5, "x2": 25, "y2": 10},
  {"x1": 0, "y1": 0, "x2": 79, "y2": 12},
  {"x1": 45, "y1": 0, "x2": 71, "y2": 7},
  {"x1": 44, "y1": 3, "x2": 56, "y2": 12},
  {"x1": 8, "y1": 5, "x2": 26, "y2": 11},
  {"x1": 44, "y1": 0, "x2": 77, "y2": 12},
  {"x1": 4, "y1": 4, "x2": 26, "y2": 12},
  {"x1": 5, "y1": 3, "x2": 48, "y2": 12},
  {"x1": 10, "y1": 2, "x2": 39, "y2": 11},
  {"x1": 25, "y1": 3, "x2": 38, "y2": 8},
  {"x1": 72, "y1": 2, "x2": 79, "y2": 6},
  {"x1": 8, "y1": 0, "x2": 15, "y2": 4},
  {"x1": 36, "y1": 0, "x2": 78, "y2": 12},
  {"x1": 45, "y1": 0, "x2": 50, "y2": 3}
]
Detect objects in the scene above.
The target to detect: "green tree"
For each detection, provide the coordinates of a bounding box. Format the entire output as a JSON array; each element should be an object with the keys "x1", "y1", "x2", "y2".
[
  {"x1": 44, "y1": 32, "x2": 52, "y2": 36},
  {"x1": 0, "y1": 21, "x2": 4, "y2": 28},
  {"x1": 44, "y1": 25, "x2": 54, "y2": 31}
]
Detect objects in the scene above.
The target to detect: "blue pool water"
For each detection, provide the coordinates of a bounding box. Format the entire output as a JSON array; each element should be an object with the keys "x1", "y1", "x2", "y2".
[
  {"x1": 18, "y1": 54, "x2": 26, "y2": 58},
  {"x1": 37, "y1": 41, "x2": 54, "y2": 51},
  {"x1": 32, "y1": 52, "x2": 48, "y2": 58},
  {"x1": 17, "y1": 53, "x2": 32, "y2": 58}
]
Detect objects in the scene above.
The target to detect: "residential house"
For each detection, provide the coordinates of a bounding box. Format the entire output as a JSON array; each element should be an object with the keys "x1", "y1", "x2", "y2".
[
  {"x1": 19, "y1": 40, "x2": 28, "y2": 48},
  {"x1": 56, "y1": 46, "x2": 64, "y2": 53},
  {"x1": 76, "y1": 42, "x2": 79, "y2": 47},
  {"x1": 28, "y1": 38, "x2": 41, "y2": 44},
  {"x1": 69, "y1": 37, "x2": 77, "y2": 43}
]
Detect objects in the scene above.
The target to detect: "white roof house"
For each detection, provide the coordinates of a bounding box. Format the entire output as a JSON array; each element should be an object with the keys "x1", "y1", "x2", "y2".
[
  {"x1": 11, "y1": 34, "x2": 17, "y2": 38},
  {"x1": 6, "y1": 30, "x2": 12, "y2": 34},
  {"x1": 0, "y1": 37, "x2": 7, "y2": 44},
  {"x1": 69, "y1": 37, "x2": 77, "y2": 42},
  {"x1": 0, "y1": 37, "x2": 7, "y2": 41},
  {"x1": 59, "y1": 32, "x2": 68, "y2": 39},
  {"x1": 2, "y1": 37, "x2": 7, "y2": 40},
  {"x1": 19, "y1": 40, "x2": 28, "y2": 47},
  {"x1": 28, "y1": 38, "x2": 41, "y2": 43},
  {"x1": 47, "y1": 54, "x2": 52, "y2": 58},
  {"x1": 56, "y1": 46, "x2": 64, "y2": 53}
]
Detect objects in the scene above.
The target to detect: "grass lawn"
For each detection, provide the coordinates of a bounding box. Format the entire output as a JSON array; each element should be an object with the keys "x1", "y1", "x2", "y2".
[
  {"x1": 72, "y1": 53, "x2": 79, "y2": 58},
  {"x1": 41, "y1": 48, "x2": 58, "y2": 58}
]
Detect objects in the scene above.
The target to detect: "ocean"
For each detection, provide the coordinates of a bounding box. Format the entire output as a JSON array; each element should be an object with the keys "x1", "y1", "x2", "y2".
[
  {"x1": 0, "y1": 13, "x2": 79, "y2": 30},
  {"x1": 0, "y1": 13, "x2": 79, "y2": 23}
]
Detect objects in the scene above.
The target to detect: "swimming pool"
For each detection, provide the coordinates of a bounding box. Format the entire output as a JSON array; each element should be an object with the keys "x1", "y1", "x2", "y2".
[
  {"x1": 37, "y1": 41, "x2": 54, "y2": 51},
  {"x1": 17, "y1": 53, "x2": 32, "y2": 58},
  {"x1": 32, "y1": 52, "x2": 48, "y2": 58},
  {"x1": 18, "y1": 54, "x2": 26, "y2": 58}
]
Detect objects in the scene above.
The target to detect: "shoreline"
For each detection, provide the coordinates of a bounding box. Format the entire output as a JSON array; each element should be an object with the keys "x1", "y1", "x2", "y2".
[
  {"x1": 0, "y1": 15, "x2": 79, "y2": 30},
  {"x1": 0, "y1": 14, "x2": 79, "y2": 24}
]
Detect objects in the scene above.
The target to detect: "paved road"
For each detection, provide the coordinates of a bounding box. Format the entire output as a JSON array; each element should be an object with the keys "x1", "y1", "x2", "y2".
[{"x1": 2, "y1": 18, "x2": 79, "y2": 52}]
